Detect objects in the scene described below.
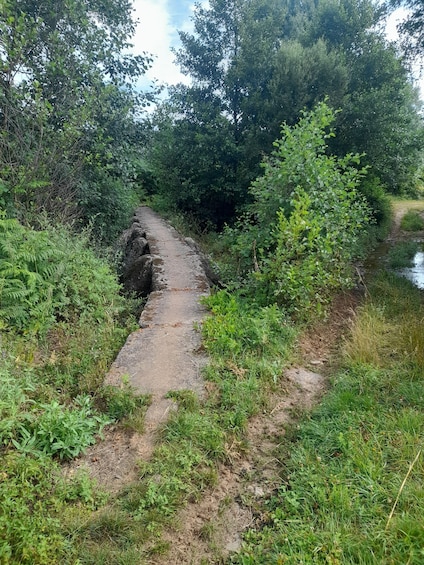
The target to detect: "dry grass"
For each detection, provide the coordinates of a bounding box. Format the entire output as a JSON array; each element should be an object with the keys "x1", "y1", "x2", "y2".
[{"x1": 343, "y1": 303, "x2": 393, "y2": 366}]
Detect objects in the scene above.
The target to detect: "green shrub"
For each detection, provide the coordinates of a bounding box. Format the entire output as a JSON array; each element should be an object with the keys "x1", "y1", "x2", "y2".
[
  {"x1": 0, "y1": 216, "x2": 125, "y2": 335},
  {"x1": 0, "y1": 453, "x2": 66, "y2": 564},
  {"x1": 14, "y1": 395, "x2": 110, "y2": 460},
  {"x1": 232, "y1": 102, "x2": 371, "y2": 317},
  {"x1": 387, "y1": 241, "x2": 420, "y2": 269}
]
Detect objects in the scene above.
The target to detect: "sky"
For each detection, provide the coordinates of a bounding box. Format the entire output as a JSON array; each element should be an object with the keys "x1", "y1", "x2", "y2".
[
  {"x1": 131, "y1": 0, "x2": 200, "y2": 90},
  {"x1": 130, "y1": 1, "x2": 423, "y2": 100}
]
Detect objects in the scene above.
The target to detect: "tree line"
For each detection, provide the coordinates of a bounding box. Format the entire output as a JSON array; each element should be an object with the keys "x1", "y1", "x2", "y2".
[{"x1": 0, "y1": 0, "x2": 423, "y2": 240}]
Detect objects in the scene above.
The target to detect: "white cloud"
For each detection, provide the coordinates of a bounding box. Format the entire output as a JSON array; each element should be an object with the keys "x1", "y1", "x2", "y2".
[{"x1": 131, "y1": 0, "x2": 190, "y2": 87}]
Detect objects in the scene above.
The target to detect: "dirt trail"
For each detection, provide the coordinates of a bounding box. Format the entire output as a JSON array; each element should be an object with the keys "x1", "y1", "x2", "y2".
[
  {"x1": 67, "y1": 207, "x2": 362, "y2": 559},
  {"x1": 149, "y1": 291, "x2": 361, "y2": 564},
  {"x1": 67, "y1": 207, "x2": 210, "y2": 488}
]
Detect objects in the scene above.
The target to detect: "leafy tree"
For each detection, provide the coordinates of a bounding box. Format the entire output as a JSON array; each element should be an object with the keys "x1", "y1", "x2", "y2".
[
  {"x1": 0, "y1": 0, "x2": 152, "y2": 239},
  {"x1": 388, "y1": 0, "x2": 424, "y2": 59},
  {"x1": 230, "y1": 102, "x2": 371, "y2": 317},
  {"x1": 332, "y1": 35, "x2": 424, "y2": 193},
  {"x1": 148, "y1": 88, "x2": 241, "y2": 226},
  {"x1": 150, "y1": 0, "x2": 423, "y2": 226}
]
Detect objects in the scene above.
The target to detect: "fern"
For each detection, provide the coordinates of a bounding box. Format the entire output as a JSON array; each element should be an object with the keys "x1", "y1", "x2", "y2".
[{"x1": 0, "y1": 216, "x2": 124, "y2": 334}]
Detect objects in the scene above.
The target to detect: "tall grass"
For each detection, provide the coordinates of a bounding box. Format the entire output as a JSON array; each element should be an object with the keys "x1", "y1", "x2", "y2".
[{"x1": 0, "y1": 220, "x2": 144, "y2": 563}]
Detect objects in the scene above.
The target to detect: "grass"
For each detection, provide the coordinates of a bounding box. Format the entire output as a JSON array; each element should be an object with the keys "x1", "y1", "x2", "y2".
[
  {"x1": 401, "y1": 209, "x2": 424, "y2": 231},
  {"x1": 4, "y1": 201, "x2": 424, "y2": 563},
  {"x1": 65, "y1": 291, "x2": 296, "y2": 563},
  {"x1": 0, "y1": 221, "x2": 149, "y2": 564},
  {"x1": 230, "y1": 272, "x2": 424, "y2": 564},
  {"x1": 386, "y1": 241, "x2": 420, "y2": 269}
]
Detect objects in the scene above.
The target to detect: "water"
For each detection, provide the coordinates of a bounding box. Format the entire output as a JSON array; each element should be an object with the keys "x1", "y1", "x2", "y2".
[
  {"x1": 364, "y1": 241, "x2": 424, "y2": 291},
  {"x1": 399, "y1": 251, "x2": 424, "y2": 289}
]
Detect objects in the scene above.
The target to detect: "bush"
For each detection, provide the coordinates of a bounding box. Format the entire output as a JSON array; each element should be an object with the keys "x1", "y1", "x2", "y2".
[
  {"x1": 14, "y1": 396, "x2": 110, "y2": 460},
  {"x1": 400, "y1": 209, "x2": 424, "y2": 231},
  {"x1": 0, "y1": 216, "x2": 125, "y2": 334},
  {"x1": 231, "y1": 102, "x2": 371, "y2": 317},
  {"x1": 387, "y1": 241, "x2": 420, "y2": 269}
]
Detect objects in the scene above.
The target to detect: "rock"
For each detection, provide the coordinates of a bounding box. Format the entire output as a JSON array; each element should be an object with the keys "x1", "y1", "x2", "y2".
[
  {"x1": 122, "y1": 255, "x2": 153, "y2": 296},
  {"x1": 185, "y1": 237, "x2": 222, "y2": 287}
]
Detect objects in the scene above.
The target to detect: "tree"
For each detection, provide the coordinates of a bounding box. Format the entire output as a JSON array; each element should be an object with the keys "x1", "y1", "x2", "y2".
[
  {"x1": 231, "y1": 102, "x2": 371, "y2": 316},
  {"x1": 0, "y1": 0, "x2": 152, "y2": 239},
  {"x1": 150, "y1": 0, "x2": 423, "y2": 227},
  {"x1": 388, "y1": 0, "x2": 424, "y2": 59}
]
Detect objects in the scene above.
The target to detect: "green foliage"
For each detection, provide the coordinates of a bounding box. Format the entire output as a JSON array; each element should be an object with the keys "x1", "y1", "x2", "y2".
[
  {"x1": 0, "y1": 0, "x2": 153, "y2": 238},
  {"x1": 389, "y1": 0, "x2": 424, "y2": 59},
  {"x1": 202, "y1": 290, "x2": 292, "y2": 359},
  {"x1": 401, "y1": 209, "x2": 424, "y2": 231},
  {"x1": 0, "y1": 453, "x2": 66, "y2": 564},
  {"x1": 358, "y1": 174, "x2": 392, "y2": 237},
  {"x1": 75, "y1": 289, "x2": 296, "y2": 560},
  {"x1": 0, "y1": 218, "x2": 138, "y2": 560},
  {"x1": 100, "y1": 384, "x2": 150, "y2": 421},
  {"x1": 387, "y1": 241, "x2": 420, "y2": 269},
  {"x1": 232, "y1": 102, "x2": 370, "y2": 316},
  {"x1": 231, "y1": 272, "x2": 424, "y2": 564},
  {"x1": 0, "y1": 451, "x2": 105, "y2": 564},
  {"x1": 0, "y1": 364, "x2": 110, "y2": 459},
  {"x1": 149, "y1": 0, "x2": 423, "y2": 225},
  {"x1": 202, "y1": 290, "x2": 296, "y2": 431},
  {"x1": 14, "y1": 396, "x2": 110, "y2": 460},
  {"x1": 0, "y1": 217, "x2": 125, "y2": 334}
]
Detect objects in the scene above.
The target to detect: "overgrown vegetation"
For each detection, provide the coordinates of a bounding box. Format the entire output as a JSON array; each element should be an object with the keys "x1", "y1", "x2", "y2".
[
  {"x1": 1, "y1": 0, "x2": 424, "y2": 561},
  {"x1": 223, "y1": 102, "x2": 371, "y2": 317},
  {"x1": 0, "y1": 218, "x2": 149, "y2": 563},
  {"x1": 400, "y1": 209, "x2": 424, "y2": 231},
  {"x1": 230, "y1": 272, "x2": 424, "y2": 564},
  {"x1": 148, "y1": 0, "x2": 423, "y2": 227},
  {"x1": 387, "y1": 241, "x2": 421, "y2": 268}
]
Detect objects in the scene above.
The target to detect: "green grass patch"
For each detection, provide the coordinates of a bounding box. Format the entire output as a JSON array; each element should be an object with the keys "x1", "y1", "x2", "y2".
[
  {"x1": 231, "y1": 272, "x2": 424, "y2": 564},
  {"x1": 401, "y1": 209, "x2": 424, "y2": 231},
  {"x1": 386, "y1": 241, "x2": 420, "y2": 269}
]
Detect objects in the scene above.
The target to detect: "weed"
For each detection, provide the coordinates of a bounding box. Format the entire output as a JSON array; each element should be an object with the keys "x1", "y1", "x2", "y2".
[{"x1": 99, "y1": 383, "x2": 150, "y2": 422}]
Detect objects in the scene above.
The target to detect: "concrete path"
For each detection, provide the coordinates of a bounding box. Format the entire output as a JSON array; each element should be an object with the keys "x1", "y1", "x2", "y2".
[{"x1": 105, "y1": 207, "x2": 210, "y2": 453}]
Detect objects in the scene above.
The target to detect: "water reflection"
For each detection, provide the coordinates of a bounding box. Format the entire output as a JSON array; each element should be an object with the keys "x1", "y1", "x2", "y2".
[{"x1": 399, "y1": 251, "x2": 424, "y2": 289}]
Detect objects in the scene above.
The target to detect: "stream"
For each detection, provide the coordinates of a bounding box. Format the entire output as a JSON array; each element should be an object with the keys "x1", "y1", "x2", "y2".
[
  {"x1": 365, "y1": 241, "x2": 424, "y2": 290},
  {"x1": 399, "y1": 250, "x2": 424, "y2": 289}
]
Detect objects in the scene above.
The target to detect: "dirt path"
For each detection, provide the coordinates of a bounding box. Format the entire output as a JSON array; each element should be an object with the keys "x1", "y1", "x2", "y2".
[
  {"x1": 389, "y1": 199, "x2": 424, "y2": 241},
  {"x1": 67, "y1": 207, "x2": 210, "y2": 489},
  {"x1": 148, "y1": 291, "x2": 361, "y2": 564}
]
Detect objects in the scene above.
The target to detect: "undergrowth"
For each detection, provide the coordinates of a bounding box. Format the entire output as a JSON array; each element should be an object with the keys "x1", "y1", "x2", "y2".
[
  {"x1": 386, "y1": 241, "x2": 420, "y2": 269},
  {"x1": 230, "y1": 272, "x2": 424, "y2": 564},
  {"x1": 0, "y1": 218, "x2": 147, "y2": 563},
  {"x1": 400, "y1": 209, "x2": 424, "y2": 232}
]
